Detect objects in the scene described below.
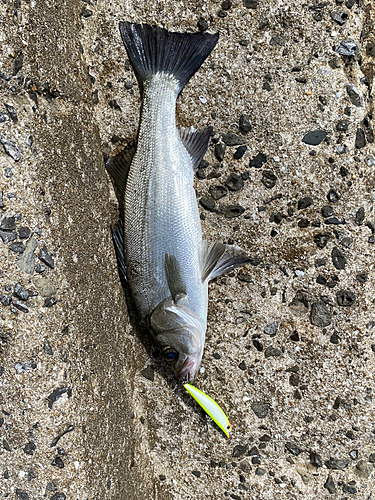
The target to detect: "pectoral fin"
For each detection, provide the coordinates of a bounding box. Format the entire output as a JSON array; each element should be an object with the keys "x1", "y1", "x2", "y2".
[
  {"x1": 164, "y1": 254, "x2": 187, "y2": 302},
  {"x1": 111, "y1": 217, "x2": 127, "y2": 287},
  {"x1": 178, "y1": 126, "x2": 213, "y2": 171},
  {"x1": 200, "y1": 240, "x2": 251, "y2": 282}
]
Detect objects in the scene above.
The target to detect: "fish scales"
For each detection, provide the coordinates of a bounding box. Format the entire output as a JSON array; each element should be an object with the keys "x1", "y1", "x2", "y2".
[{"x1": 107, "y1": 22, "x2": 250, "y2": 381}]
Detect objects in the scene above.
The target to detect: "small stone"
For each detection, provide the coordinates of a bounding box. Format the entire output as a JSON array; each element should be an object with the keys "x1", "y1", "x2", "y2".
[
  {"x1": 355, "y1": 459, "x2": 373, "y2": 479},
  {"x1": 50, "y1": 494, "x2": 66, "y2": 500},
  {"x1": 298, "y1": 197, "x2": 313, "y2": 210},
  {"x1": 302, "y1": 130, "x2": 327, "y2": 146},
  {"x1": 346, "y1": 83, "x2": 363, "y2": 107},
  {"x1": 4, "y1": 103, "x2": 18, "y2": 122},
  {"x1": 349, "y1": 449, "x2": 358, "y2": 459},
  {"x1": 255, "y1": 467, "x2": 266, "y2": 476},
  {"x1": 225, "y1": 205, "x2": 245, "y2": 218},
  {"x1": 0, "y1": 133, "x2": 23, "y2": 161},
  {"x1": 327, "y1": 189, "x2": 340, "y2": 203},
  {"x1": 331, "y1": 247, "x2": 346, "y2": 269},
  {"x1": 233, "y1": 444, "x2": 247, "y2": 457},
  {"x1": 14, "y1": 283, "x2": 29, "y2": 300},
  {"x1": 314, "y1": 232, "x2": 332, "y2": 248},
  {"x1": 9, "y1": 242, "x2": 25, "y2": 253},
  {"x1": 0, "y1": 112, "x2": 9, "y2": 123},
  {"x1": 251, "y1": 400, "x2": 270, "y2": 419},
  {"x1": 192, "y1": 470, "x2": 201, "y2": 477},
  {"x1": 289, "y1": 373, "x2": 300, "y2": 386},
  {"x1": 261, "y1": 170, "x2": 277, "y2": 189},
  {"x1": 264, "y1": 321, "x2": 278, "y2": 336},
  {"x1": 243, "y1": 0, "x2": 258, "y2": 7},
  {"x1": 265, "y1": 346, "x2": 282, "y2": 357},
  {"x1": 221, "y1": 133, "x2": 246, "y2": 146},
  {"x1": 213, "y1": 352, "x2": 221, "y2": 359},
  {"x1": 0, "y1": 231, "x2": 17, "y2": 244},
  {"x1": 321, "y1": 205, "x2": 334, "y2": 218},
  {"x1": 15, "y1": 360, "x2": 36, "y2": 373},
  {"x1": 0, "y1": 294, "x2": 12, "y2": 306},
  {"x1": 44, "y1": 297, "x2": 57, "y2": 307},
  {"x1": 355, "y1": 128, "x2": 366, "y2": 148},
  {"x1": 249, "y1": 152, "x2": 267, "y2": 168},
  {"x1": 270, "y1": 35, "x2": 286, "y2": 46},
  {"x1": 226, "y1": 173, "x2": 244, "y2": 191},
  {"x1": 309, "y1": 451, "x2": 322, "y2": 468},
  {"x1": 239, "y1": 114, "x2": 251, "y2": 133},
  {"x1": 331, "y1": 10, "x2": 349, "y2": 25},
  {"x1": 43, "y1": 340, "x2": 53, "y2": 355},
  {"x1": 15, "y1": 490, "x2": 30, "y2": 500},
  {"x1": 23, "y1": 441, "x2": 36, "y2": 455},
  {"x1": 365, "y1": 156, "x2": 375, "y2": 167},
  {"x1": 38, "y1": 246, "x2": 55, "y2": 268},
  {"x1": 18, "y1": 227, "x2": 31, "y2": 239},
  {"x1": 0, "y1": 215, "x2": 16, "y2": 231},
  {"x1": 336, "y1": 289, "x2": 356, "y2": 306},
  {"x1": 336, "y1": 119, "x2": 349, "y2": 131},
  {"x1": 324, "y1": 475, "x2": 337, "y2": 494},
  {"x1": 369, "y1": 453, "x2": 375, "y2": 463},
  {"x1": 24, "y1": 135, "x2": 33, "y2": 148},
  {"x1": 35, "y1": 263, "x2": 45, "y2": 273},
  {"x1": 47, "y1": 386, "x2": 72, "y2": 409},
  {"x1": 310, "y1": 302, "x2": 331, "y2": 327},
  {"x1": 234, "y1": 145, "x2": 247, "y2": 159},
  {"x1": 18, "y1": 236, "x2": 38, "y2": 274},
  {"x1": 200, "y1": 197, "x2": 215, "y2": 212},
  {"x1": 214, "y1": 143, "x2": 226, "y2": 162},
  {"x1": 325, "y1": 457, "x2": 350, "y2": 470},
  {"x1": 13, "y1": 301, "x2": 28, "y2": 313},
  {"x1": 46, "y1": 482, "x2": 57, "y2": 492},
  {"x1": 285, "y1": 442, "x2": 302, "y2": 456},
  {"x1": 330, "y1": 332, "x2": 340, "y2": 344},
  {"x1": 356, "y1": 272, "x2": 368, "y2": 283},
  {"x1": 325, "y1": 217, "x2": 346, "y2": 225},
  {"x1": 238, "y1": 459, "x2": 251, "y2": 473},
  {"x1": 336, "y1": 39, "x2": 359, "y2": 56},
  {"x1": 51, "y1": 456, "x2": 65, "y2": 468},
  {"x1": 252, "y1": 339, "x2": 263, "y2": 351},
  {"x1": 197, "y1": 17, "x2": 208, "y2": 32},
  {"x1": 141, "y1": 365, "x2": 154, "y2": 381}
]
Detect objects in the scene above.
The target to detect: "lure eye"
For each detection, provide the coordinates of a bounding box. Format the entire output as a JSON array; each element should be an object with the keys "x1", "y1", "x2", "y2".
[{"x1": 164, "y1": 348, "x2": 179, "y2": 362}]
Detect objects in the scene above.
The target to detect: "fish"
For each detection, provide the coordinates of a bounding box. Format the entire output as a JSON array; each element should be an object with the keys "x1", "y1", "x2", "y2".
[
  {"x1": 106, "y1": 22, "x2": 250, "y2": 382},
  {"x1": 184, "y1": 383, "x2": 232, "y2": 439}
]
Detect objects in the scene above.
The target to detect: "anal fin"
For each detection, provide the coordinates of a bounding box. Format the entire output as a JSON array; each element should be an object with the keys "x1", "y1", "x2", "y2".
[
  {"x1": 178, "y1": 126, "x2": 213, "y2": 171},
  {"x1": 200, "y1": 241, "x2": 251, "y2": 282}
]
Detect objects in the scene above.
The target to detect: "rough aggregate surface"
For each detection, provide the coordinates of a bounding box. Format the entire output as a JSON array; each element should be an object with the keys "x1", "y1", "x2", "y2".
[{"x1": 0, "y1": 0, "x2": 374, "y2": 499}]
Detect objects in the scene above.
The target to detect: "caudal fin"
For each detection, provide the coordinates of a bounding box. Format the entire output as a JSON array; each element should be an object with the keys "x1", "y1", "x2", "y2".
[{"x1": 119, "y1": 22, "x2": 219, "y2": 93}]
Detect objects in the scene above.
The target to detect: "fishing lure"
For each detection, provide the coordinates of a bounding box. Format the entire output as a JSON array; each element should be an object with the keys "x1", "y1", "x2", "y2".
[{"x1": 184, "y1": 383, "x2": 232, "y2": 439}]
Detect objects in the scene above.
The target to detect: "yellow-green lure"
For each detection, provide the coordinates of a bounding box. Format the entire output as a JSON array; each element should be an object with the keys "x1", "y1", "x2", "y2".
[{"x1": 184, "y1": 383, "x2": 232, "y2": 439}]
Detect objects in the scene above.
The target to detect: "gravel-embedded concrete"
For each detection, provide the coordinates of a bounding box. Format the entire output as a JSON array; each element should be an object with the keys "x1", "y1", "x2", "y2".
[{"x1": 1, "y1": 0, "x2": 374, "y2": 499}]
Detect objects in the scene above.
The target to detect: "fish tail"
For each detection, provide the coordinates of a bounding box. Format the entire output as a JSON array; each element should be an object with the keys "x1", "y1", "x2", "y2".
[{"x1": 119, "y1": 22, "x2": 219, "y2": 94}]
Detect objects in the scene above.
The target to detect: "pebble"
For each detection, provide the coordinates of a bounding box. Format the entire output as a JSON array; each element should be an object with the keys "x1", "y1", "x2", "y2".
[
  {"x1": 336, "y1": 39, "x2": 359, "y2": 56},
  {"x1": 38, "y1": 246, "x2": 55, "y2": 268},
  {"x1": 365, "y1": 156, "x2": 375, "y2": 166},
  {"x1": 239, "y1": 114, "x2": 251, "y2": 133},
  {"x1": 264, "y1": 321, "x2": 278, "y2": 336},
  {"x1": 233, "y1": 444, "x2": 247, "y2": 457},
  {"x1": 0, "y1": 215, "x2": 16, "y2": 231},
  {"x1": 4, "y1": 103, "x2": 18, "y2": 123},
  {"x1": 46, "y1": 482, "x2": 57, "y2": 492},
  {"x1": 251, "y1": 400, "x2": 270, "y2": 419},
  {"x1": 214, "y1": 143, "x2": 226, "y2": 161},
  {"x1": 0, "y1": 295, "x2": 12, "y2": 306},
  {"x1": 209, "y1": 185, "x2": 227, "y2": 200},
  {"x1": 43, "y1": 340, "x2": 53, "y2": 355},
  {"x1": 310, "y1": 302, "x2": 332, "y2": 327},
  {"x1": 15, "y1": 361, "x2": 36, "y2": 374},
  {"x1": 336, "y1": 119, "x2": 349, "y2": 131},
  {"x1": 47, "y1": 386, "x2": 72, "y2": 409},
  {"x1": 34, "y1": 278, "x2": 57, "y2": 297},
  {"x1": 355, "y1": 128, "x2": 366, "y2": 148},
  {"x1": 23, "y1": 441, "x2": 36, "y2": 455},
  {"x1": 141, "y1": 365, "x2": 154, "y2": 381},
  {"x1": 0, "y1": 112, "x2": 9, "y2": 122},
  {"x1": 324, "y1": 475, "x2": 337, "y2": 494},
  {"x1": 14, "y1": 283, "x2": 29, "y2": 300},
  {"x1": 9, "y1": 242, "x2": 25, "y2": 253},
  {"x1": 0, "y1": 231, "x2": 17, "y2": 244},
  {"x1": 24, "y1": 135, "x2": 33, "y2": 148},
  {"x1": 44, "y1": 297, "x2": 57, "y2": 307},
  {"x1": 321, "y1": 205, "x2": 334, "y2": 217},
  {"x1": 325, "y1": 216, "x2": 346, "y2": 225},
  {"x1": 265, "y1": 346, "x2": 282, "y2": 357},
  {"x1": 249, "y1": 152, "x2": 267, "y2": 168},
  {"x1": 17, "y1": 236, "x2": 38, "y2": 274},
  {"x1": 192, "y1": 470, "x2": 201, "y2": 477},
  {"x1": 225, "y1": 205, "x2": 245, "y2": 218},
  {"x1": 314, "y1": 232, "x2": 332, "y2": 248},
  {"x1": 298, "y1": 197, "x2": 313, "y2": 210},
  {"x1": 302, "y1": 130, "x2": 327, "y2": 146},
  {"x1": 355, "y1": 460, "x2": 373, "y2": 479},
  {"x1": 336, "y1": 289, "x2": 356, "y2": 306},
  {"x1": 15, "y1": 490, "x2": 30, "y2": 500},
  {"x1": 255, "y1": 467, "x2": 266, "y2": 476},
  {"x1": 13, "y1": 301, "x2": 28, "y2": 313},
  {"x1": 200, "y1": 197, "x2": 215, "y2": 212},
  {"x1": 327, "y1": 189, "x2": 340, "y2": 203},
  {"x1": 221, "y1": 133, "x2": 246, "y2": 146},
  {"x1": 234, "y1": 145, "x2": 247, "y2": 159},
  {"x1": 197, "y1": 17, "x2": 208, "y2": 32},
  {"x1": 330, "y1": 10, "x2": 349, "y2": 25},
  {"x1": 285, "y1": 442, "x2": 302, "y2": 456},
  {"x1": 309, "y1": 451, "x2": 322, "y2": 468},
  {"x1": 18, "y1": 227, "x2": 31, "y2": 239},
  {"x1": 50, "y1": 494, "x2": 66, "y2": 500},
  {"x1": 0, "y1": 133, "x2": 23, "y2": 161},
  {"x1": 51, "y1": 456, "x2": 65, "y2": 468},
  {"x1": 346, "y1": 83, "x2": 363, "y2": 107},
  {"x1": 261, "y1": 170, "x2": 277, "y2": 189},
  {"x1": 330, "y1": 332, "x2": 340, "y2": 344},
  {"x1": 325, "y1": 457, "x2": 349, "y2": 470},
  {"x1": 356, "y1": 271, "x2": 368, "y2": 283},
  {"x1": 331, "y1": 247, "x2": 346, "y2": 269},
  {"x1": 226, "y1": 173, "x2": 244, "y2": 191}
]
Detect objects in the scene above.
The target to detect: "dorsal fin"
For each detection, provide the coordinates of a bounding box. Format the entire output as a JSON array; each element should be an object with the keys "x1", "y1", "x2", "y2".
[
  {"x1": 105, "y1": 141, "x2": 136, "y2": 203},
  {"x1": 200, "y1": 240, "x2": 251, "y2": 282},
  {"x1": 178, "y1": 126, "x2": 213, "y2": 171}
]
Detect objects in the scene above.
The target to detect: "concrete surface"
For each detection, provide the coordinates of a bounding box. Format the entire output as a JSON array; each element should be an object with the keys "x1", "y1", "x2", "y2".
[{"x1": 0, "y1": 0, "x2": 374, "y2": 499}]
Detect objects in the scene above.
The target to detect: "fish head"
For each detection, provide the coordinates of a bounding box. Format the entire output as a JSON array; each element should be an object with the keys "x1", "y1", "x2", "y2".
[{"x1": 149, "y1": 299, "x2": 204, "y2": 382}]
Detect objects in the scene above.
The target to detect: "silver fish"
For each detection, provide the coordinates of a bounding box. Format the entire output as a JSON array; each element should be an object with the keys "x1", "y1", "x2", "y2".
[{"x1": 107, "y1": 22, "x2": 250, "y2": 382}]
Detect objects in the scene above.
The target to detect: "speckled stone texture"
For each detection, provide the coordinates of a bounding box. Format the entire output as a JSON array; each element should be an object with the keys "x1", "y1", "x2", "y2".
[{"x1": 1, "y1": 1, "x2": 374, "y2": 499}]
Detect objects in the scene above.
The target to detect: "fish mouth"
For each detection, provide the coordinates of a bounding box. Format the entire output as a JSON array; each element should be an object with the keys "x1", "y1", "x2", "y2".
[{"x1": 178, "y1": 358, "x2": 198, "y2": 383}]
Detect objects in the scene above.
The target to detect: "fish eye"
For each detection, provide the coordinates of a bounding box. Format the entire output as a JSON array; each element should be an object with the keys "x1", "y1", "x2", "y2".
[{"x1": 163, "y1": 348, "x2": 179, "y2": 362}]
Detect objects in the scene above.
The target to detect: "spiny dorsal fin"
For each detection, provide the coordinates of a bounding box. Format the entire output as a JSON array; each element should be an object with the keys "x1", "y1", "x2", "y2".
[
  {"x1": 105, "y1": 141, "x2": 136, "y2": 202},
  {"x1": 200, "y1": 240, "x2": 251, "y2": 282},
  {"x1": 164, "y1": 254, "x2": 187, "y2": 302},
  {"x1": 178, "y1": 126, "x2": 213, "y2": 171}
]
